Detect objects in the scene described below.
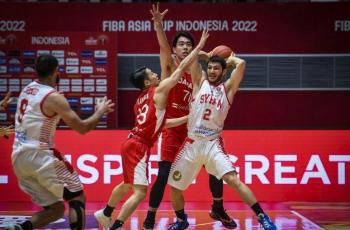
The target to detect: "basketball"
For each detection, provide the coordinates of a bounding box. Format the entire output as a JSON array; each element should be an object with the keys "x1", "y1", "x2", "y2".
[{"x1": 211, "y1": 45, "x2": 233, "y2": 59}]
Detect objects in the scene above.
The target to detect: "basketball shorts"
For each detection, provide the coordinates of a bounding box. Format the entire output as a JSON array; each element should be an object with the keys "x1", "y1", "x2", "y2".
[
  {"x1": 12, "y1": 148, "x2": 83, "y2": 207},
  {"x1": 168, "y1": 137, "x2": 235, "y2": 190},
  {"x1": 121, "y1": 137, "x2": 150, "y2": 186},
  {"x1": 159, "y1": 126, "x2": 187, "y2": 162}
]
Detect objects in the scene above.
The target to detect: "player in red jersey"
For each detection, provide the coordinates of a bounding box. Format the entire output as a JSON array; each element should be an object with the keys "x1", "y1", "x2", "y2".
[
  {"x1": 94, "y1": 30, "x2": 209, "y2": 230},
  {"x1": 143, "y1": 4, "x2": 236, "y2": 230}
]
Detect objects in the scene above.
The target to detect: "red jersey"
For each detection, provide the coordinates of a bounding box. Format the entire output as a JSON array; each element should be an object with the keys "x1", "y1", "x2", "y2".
[
  {"x1": 166, "y1": 72, "x2": 193, "y2": 119},
  {"x1": 130, "y1": 86, "x2": 166, "y2": 147}
]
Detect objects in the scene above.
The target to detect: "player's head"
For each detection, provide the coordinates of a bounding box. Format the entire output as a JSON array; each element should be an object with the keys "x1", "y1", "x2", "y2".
[
  {"x1": 129, "y1": 67, "x2": 159, "y2": 90},
  {"x1": 207, "y1": 55, "x2": 227, "y2": 84},
  {"x1": 35, "y1": 54, "x2": 60, "y2": 85},
  {"x1": 172, "y1": 31, "x2": 195, "y2": 61}
]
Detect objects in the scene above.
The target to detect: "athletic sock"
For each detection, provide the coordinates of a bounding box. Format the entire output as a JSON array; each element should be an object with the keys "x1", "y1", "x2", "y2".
[
  {"x1": 251, "y1": 202, "x2": 264, "y2": 216},
  {"x1": 175, "y1": 209, "x2": 186, "y2": 221},
  {"x1": 212, "y1": 199, "x2": 224, "y2": 210},
  {"x1": 145, "y1": 210, "x2": 156, "y2": 222},
  {"x1": 103, "y1": 204, "x2": 114, "y2": 217},
  {"x1": 20, "y1": 220, "x2": 33, "y2": 230},
  {"x1": 111, "y1": 219, "x2": 123, "y2": 229}
]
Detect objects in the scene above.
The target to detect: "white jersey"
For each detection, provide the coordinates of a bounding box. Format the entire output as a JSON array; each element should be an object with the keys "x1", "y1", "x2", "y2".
[
  {"x1": 188, "y1": 80, "x2": 231, "y2": 141},
  {"x1": 12, "y1": 81, "x2": 60, "y2": 160}
]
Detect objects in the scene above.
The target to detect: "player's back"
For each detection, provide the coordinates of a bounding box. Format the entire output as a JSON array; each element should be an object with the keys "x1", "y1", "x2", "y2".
[
  {"x1": 188, "y1": 80, "x2": 231, "y2": 141},
  {"x1": 131, "y1": 86, "x2": 166, "y2": 146},
  {"x1": 12, "y1": 81, "x2": 60, "y2": 159}
]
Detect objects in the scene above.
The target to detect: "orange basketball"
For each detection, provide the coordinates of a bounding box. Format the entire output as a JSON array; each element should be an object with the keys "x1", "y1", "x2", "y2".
[{"x1": 211, "y1": 45, "x2": 233, "y2": 59}]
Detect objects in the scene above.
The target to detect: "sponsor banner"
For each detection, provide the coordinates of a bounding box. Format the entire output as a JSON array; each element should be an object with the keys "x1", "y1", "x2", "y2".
[
  {"x1": 0, "y1": 31, "x2": 117, "y2": 128},
  {"x1": 52, "y1": 50, "x2": 65, "y2": 57},
  {"x1": 0, "y1": 3, "x2": 349, "y2": 53},
  {"x1": 0, "y1": 86, "x2": 7, "y2": 92},
  {"x1": 0, "y1": 130, "x2": 349, "y2": 202},
  {"x1": 80, "y1": 66, "x2": 93, "y2": 74},
  {"x1": 80, "y1": 97, "x2": 93, "y2": 104}
]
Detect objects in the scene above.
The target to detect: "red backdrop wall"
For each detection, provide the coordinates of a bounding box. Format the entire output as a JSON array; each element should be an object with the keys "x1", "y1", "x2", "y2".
[{"x1": 1, "y1": 130, "x2": 349, "y2": 203}]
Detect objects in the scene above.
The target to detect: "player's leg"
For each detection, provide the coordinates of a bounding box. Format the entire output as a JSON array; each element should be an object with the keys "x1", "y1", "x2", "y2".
[
  {"x1": 222, "y1": 172, "x2": 276, "y2": 230},
  {"x1": 206, "y1": 138, "x2": 236, "y2": 229},
  {"x1": 144, "y1": 132, "x2": 183, "y2": 229},
  {"x1": 5, "y1": 200, "x2": 65, "y2": 230},
  {"x1": 49, "y1": 149, "x2": 86, "y2": 230},
  {"x1": 94, "y1": 182, "x2": 131, "y2": 229},
  {"x1": 167, "y1": 139, "x2": 202, "y2": 230},
  {"x1": 167, "y1": 186, "x2": 189, "y2": 230},
  {"x1": 110, "y1": 184, "x2": 147, "y2": 230},
  {"x1": 205, "y1": 139, "x2": 275, "y2": 230},
  {"x1": 208, "y1": 174, "x2": 237, "y2": 229},
  {"x1": 64, "y1": 190, "x2": 86, "y2": 230},
  {"x1": 143, "y1": 160, "x2": 172, "y2": 229},
  {"x1": 7, "y1": 150, "x2": 71, "y2": 229}
]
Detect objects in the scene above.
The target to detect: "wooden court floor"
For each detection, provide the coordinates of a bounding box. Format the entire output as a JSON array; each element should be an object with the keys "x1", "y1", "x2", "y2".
[{"x1": 0, "y1": 202, "x2": 349, "y2": 229}]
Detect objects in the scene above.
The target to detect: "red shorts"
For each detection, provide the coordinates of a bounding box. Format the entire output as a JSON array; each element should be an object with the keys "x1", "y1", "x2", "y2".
[
  {"x1": 160, "y1": 125, "x2": 187, "y2": 162},
  {"x1": 121, "y1": 137, "x2": 150, "y2": 185}
]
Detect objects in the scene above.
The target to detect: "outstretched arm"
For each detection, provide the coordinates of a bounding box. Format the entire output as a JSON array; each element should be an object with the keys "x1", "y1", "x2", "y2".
[
  {"x1": 164, "y1": 115, "x2": 188, "y2": 129},
  {"x1": 154, "y1": 30, "x2": 209, "y2": 109},
  {"x1": 224, "y1": 53, "x2": 246, "y2": 104},
  {"x1": 44, "y1": 94, "x2": 114, "y2": 134},
  {"x1": 150, "y1": 3, "x2": 175, "y2": 80}
]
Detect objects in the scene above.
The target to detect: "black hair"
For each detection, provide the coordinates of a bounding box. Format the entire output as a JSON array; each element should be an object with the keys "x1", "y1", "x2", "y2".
[
  {"x1": 172, "y1": 31, "x2": 195, "y2": 48},
  {"x1": 208, "y1": 55, "x2": 227, "y2": 70},
  {"x1": 35, "y1": 54, "x2": 59, "y2": 78},
  {"x1": 129, "y1": 66, "x2": 148, "y2": 90}
]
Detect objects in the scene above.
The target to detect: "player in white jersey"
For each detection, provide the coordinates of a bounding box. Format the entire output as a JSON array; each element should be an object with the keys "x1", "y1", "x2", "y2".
[
  {"x1": 167, "y1": 55, "x2": 276, "y2": 230},
  {"x1": 6, "y1": 55, "x2": 114, "y2": 230}
]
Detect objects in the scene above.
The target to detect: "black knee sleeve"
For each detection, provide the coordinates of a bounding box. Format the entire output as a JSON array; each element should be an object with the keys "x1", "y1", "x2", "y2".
[
  {"x1": 63, "y1": 187, "x2": 83, "y2": 201},
  {"x1": 149, "y1": 161, "x2": 172, "y2": 208},
  {"x1": 69, "y1": 200, "x2": 85, "y2": 230},
  {"x1": 209, "y1": 174, "x2": 223, "y2": 198}
]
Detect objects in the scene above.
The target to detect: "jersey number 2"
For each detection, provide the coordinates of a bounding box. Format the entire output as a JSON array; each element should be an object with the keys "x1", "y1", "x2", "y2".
[
  {"x1": 17, "y1": 98, "x2": 28, "y2": 123},
  {"x1": 203, "y1": 108, "x2": 211, "y2": 121}
]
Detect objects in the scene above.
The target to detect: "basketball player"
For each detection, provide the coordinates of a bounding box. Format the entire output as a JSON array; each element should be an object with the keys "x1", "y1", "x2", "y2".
[
  {"x1": 0, "y1": 92, "x2": 14, "y2": 138},
  {"x1": 167, "y1": 54, "x2": 277, "y2": 230},
  {"x1": 6, "y1": 54, "x2": 114, "y2": 230},
  {"x1": 143, "y1": 4, "x2": 236, "y2": 229},
  {"x1": 93, "y1": 30, "x2": 209, "y2": 230}
]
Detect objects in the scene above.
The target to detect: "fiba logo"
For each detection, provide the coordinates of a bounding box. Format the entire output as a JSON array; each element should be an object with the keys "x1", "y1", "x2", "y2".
[{"x1": 173, "y1": 170, "x2": 182, "y2": 181}]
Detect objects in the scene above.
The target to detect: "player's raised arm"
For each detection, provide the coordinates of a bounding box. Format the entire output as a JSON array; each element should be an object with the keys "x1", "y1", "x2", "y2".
[
  {"x1": 44, "y1": 93, "x2": 114, "y2": 134},
  {"x1": 224, "y1": 53, "x2": 246, "y2": 103},
  {"x1": 154, "y1": 30, "x2": 209, "y2": 109},
  {"x1": 150, "y1": 2, "x2": 175, "y2": 80}
]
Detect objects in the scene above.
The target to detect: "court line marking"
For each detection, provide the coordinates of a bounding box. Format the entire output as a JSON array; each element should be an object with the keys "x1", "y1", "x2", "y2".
[{"x1": 291, "y1": 210, "x2": 325, "y2": 230}]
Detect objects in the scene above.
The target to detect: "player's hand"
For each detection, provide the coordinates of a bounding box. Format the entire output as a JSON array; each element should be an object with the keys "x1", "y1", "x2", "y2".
[
  {"x1": 197, "y1": 30, "x2": 209, "y2": 50},
  {"x1": 0, "y1": 125, "x2": 15, "y2": 138},
  {"x1": 226, "y1": 52, "x2": 238, "y2": 68},
  {"x1": 0, "y1": 92, "x2": 12, "y2": 111},
  {"x1": 150, "y1": 2, "x2": 168, "y2": 24},
  {"x1": 96, "y1": 96, "x2": 115, "y2": 115}
]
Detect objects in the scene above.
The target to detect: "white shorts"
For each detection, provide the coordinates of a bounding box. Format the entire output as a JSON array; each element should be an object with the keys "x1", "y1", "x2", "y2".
[
  {"x1": 168, "y1": 137, "x2": 235, "y2": 190},
  {"x1": 12, "y1": 149, "x2": 83, "y2": 207}
]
